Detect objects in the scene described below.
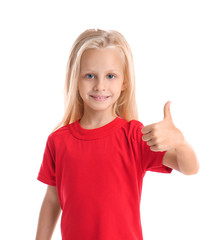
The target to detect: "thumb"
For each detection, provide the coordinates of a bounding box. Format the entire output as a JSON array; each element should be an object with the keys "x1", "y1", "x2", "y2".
[{"x1": 163, "y1": 101, "x2": 172, "y2": 120}]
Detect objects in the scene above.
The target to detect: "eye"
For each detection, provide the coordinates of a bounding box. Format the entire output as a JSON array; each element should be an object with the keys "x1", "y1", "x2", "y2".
[
  {"x1": 85, "y1": 74, "x2": 95, "y2": 79},
  {"x1": 107, "y1": 74, "x2": 115, "y2": 79},
  {"x1": 84, "y1": 73, "x2": 116, "y2": 79}
]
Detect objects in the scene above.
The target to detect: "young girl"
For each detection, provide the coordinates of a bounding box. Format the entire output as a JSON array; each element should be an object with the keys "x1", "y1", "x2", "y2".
[{"x1": 36, "y1": 29, "x2": 199, "y2": 240}]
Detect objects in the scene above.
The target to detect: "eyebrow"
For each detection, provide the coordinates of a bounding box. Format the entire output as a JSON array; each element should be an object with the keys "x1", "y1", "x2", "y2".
[{"x1": 81, "y1": 68, "x2": 122, "y2": 73}]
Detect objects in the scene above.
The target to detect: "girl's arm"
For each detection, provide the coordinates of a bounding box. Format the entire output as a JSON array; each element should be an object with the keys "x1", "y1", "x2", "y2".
[
  {"x1": 35, "y1": 185, "x2": 61, "y2": 240},
  {"x1": 141, "y1": 101, "x2": 199, "y2": 175},
  {"x1": 162, "y1": 138, "x2": 199, "y2": 175}
]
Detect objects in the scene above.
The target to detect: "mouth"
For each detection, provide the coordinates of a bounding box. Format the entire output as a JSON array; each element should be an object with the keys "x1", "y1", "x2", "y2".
[
  {"x1": 90, "y1": 95, "x2": 110, "y2": 101},
  {"x1": 90, "y1": 95, "x2": 110, "y2": 99}
]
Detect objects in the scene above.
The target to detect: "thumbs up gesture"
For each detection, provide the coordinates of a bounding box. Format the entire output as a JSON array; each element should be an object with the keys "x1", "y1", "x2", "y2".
[{"x1": 141, "y1": 101, "x2": 185, "y2": 152}]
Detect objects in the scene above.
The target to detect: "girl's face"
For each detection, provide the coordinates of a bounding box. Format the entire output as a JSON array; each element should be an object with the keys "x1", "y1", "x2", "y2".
[{"x1": 78, "y1": 48, "x2": 126, "y2": 116}]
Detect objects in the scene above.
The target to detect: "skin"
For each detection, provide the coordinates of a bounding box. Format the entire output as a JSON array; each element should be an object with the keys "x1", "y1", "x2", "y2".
[
  {"x1": 35, "y1": 47, "x2": 199, "y2": 239},
  {"x1": 35, "y1": 48, "x2": 126, "y2": 239},
  {"x1": 141, "y1": 101, "x2": 200, "y2": 175},
  {"x1": 35, "y1": 186, "x2": 61, "y2": 240},
  {"x1": 78, "y1": 48, "x2": 126, "y2": 129},
  {"x1": 78, "y1": 47, "x2": 199, "y2": 175}
]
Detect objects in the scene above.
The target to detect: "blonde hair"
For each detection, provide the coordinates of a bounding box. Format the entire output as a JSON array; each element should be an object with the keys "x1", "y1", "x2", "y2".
[{"x1": 51, "y1": 28, "x2": 138, "y2": 133}]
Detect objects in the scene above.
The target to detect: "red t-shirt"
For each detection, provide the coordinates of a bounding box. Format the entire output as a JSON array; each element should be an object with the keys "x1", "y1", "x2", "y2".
[{"x1": 37, "y1": 116, "x2": 172, "y2": 240}]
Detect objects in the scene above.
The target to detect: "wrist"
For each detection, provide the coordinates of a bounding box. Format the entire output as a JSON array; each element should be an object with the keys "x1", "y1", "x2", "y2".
[{"x1": 173, "y1": 128, "x2": 187, "y2": 150}]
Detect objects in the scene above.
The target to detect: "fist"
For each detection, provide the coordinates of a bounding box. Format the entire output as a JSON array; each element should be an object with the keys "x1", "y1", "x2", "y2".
[{"x1": 141, "y1": 101, "x2": 184, "y2": 152}]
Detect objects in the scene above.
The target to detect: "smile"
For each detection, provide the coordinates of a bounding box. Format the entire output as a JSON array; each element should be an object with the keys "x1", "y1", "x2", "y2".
[{"x1": 90, "y1": 95, "x2": 110, "y2": 102}]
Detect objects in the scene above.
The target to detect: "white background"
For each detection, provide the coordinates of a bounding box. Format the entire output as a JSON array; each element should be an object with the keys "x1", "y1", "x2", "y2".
[{"x1": 0, "y1": 0, "x2": 218, "y2": 239}]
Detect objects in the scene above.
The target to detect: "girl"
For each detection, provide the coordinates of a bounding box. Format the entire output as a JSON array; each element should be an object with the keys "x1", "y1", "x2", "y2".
[{"x1": 36, "y1": 29, "x2": 199, "y2": 240}]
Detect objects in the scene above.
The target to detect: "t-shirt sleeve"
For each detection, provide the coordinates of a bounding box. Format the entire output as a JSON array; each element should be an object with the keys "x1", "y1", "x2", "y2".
[
  {"x1": 133, "y1": 121, "x2": 172, "y2": 174},
  {"x1": 37, "y1": 133, "x2": 56, "y2": 186}
]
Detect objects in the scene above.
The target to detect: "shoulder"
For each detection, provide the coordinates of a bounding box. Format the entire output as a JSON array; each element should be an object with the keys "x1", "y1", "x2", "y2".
[
  {"x1": 124, "y1": 119, "x2": 144, "y2": 131},
  {"x1": 129, "y1": 119, "x2": 144, "y2": 128},
  {"x1": 47, "y1": 123, "x2": 72, "y2": 143},
  {"x1": 120, "y1": 119, "x2": 144, "y2": 142}
]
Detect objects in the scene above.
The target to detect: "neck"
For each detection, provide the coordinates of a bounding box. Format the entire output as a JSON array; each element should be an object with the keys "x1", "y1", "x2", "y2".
[{"x1": 79, "y1": 112, "x2": 118, "y2": 129}]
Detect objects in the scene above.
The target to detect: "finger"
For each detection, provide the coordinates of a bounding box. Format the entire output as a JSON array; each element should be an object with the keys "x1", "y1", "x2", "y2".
[
  {"x1": 142, "y1": 132, "x2": 153, "y2": 142},
  {"x1": 150, "y1": 145, "x2": 166, "y2": 152},
  {"x1": 149, "y1": 145, "x2": 160, "y2": 152},
  {"x1": 145, "y1": 139, "x2": 156, "y2": 146},
  {"x1": 163, "y1": 101, "x2": 172, "y2": 120},
  {"x1": 141, "y1": 124, "x2": 154, "y2": 134}
]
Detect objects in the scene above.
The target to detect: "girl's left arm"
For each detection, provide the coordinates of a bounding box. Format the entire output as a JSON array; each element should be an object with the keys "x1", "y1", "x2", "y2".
[
  {"x1": 141, "y1": 101, "x2": 200, "y2": 175},
  {"x1": 162, "y1": 134, "x2": 200, "y2": 175}
]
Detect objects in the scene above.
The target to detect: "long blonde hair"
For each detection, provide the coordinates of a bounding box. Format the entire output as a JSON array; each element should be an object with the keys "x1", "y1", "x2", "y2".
[{"x1": 51, "y1": 28, "x2": 138, "y2": 133}]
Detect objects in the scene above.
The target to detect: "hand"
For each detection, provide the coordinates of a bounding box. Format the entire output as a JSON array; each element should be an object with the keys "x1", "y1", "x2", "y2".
[{"x1": 141, "y1": 101, "x2": 185, "y2": 152}]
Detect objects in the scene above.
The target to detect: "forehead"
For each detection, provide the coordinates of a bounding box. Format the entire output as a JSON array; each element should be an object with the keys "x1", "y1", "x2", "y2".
[{"x1": 80, "y1": 48, "x2": 124, "y2": 71}]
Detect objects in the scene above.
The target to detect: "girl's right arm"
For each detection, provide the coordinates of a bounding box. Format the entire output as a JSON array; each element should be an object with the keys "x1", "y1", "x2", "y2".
[{"x1": 35, "y1": 185, "x2": 62, "y2": 240}]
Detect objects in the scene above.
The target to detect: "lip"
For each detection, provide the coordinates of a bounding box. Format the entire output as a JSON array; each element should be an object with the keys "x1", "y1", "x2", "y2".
[
  {"x1": 90, "y1": 95, "x2": 110, "y2": 98},
  {"x1": 90, "y1": 95, "x2": 110, "y2": 102}
]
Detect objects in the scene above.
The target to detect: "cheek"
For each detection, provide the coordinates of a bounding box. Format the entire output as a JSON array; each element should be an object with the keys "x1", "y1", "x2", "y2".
[
  {"x1": 112, "y1": 88, "x2": 123, "y2": 99},
  {"x1": 77, "y1": 83, "x2": 81, "y2": 94},
  {"x1": 113, "y1": 81, "x2": 124, "y2": 93},
  {"x1": 77, "y1": 83, "x2": 85, "y2": 99},
  {"x1": 78, "y1": 81, "x2": 86, "y2": 93}
]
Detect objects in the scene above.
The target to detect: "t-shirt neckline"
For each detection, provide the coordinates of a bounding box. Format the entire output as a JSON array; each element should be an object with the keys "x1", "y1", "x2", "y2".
[{"x1": 69, "y1": 116, "x2": 126, "y2": 140}]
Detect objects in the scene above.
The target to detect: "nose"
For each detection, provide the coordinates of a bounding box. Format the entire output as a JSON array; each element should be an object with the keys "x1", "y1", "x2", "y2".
[{"x1": 93, "y1": 77, "x2": 106, "y2": 91}]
